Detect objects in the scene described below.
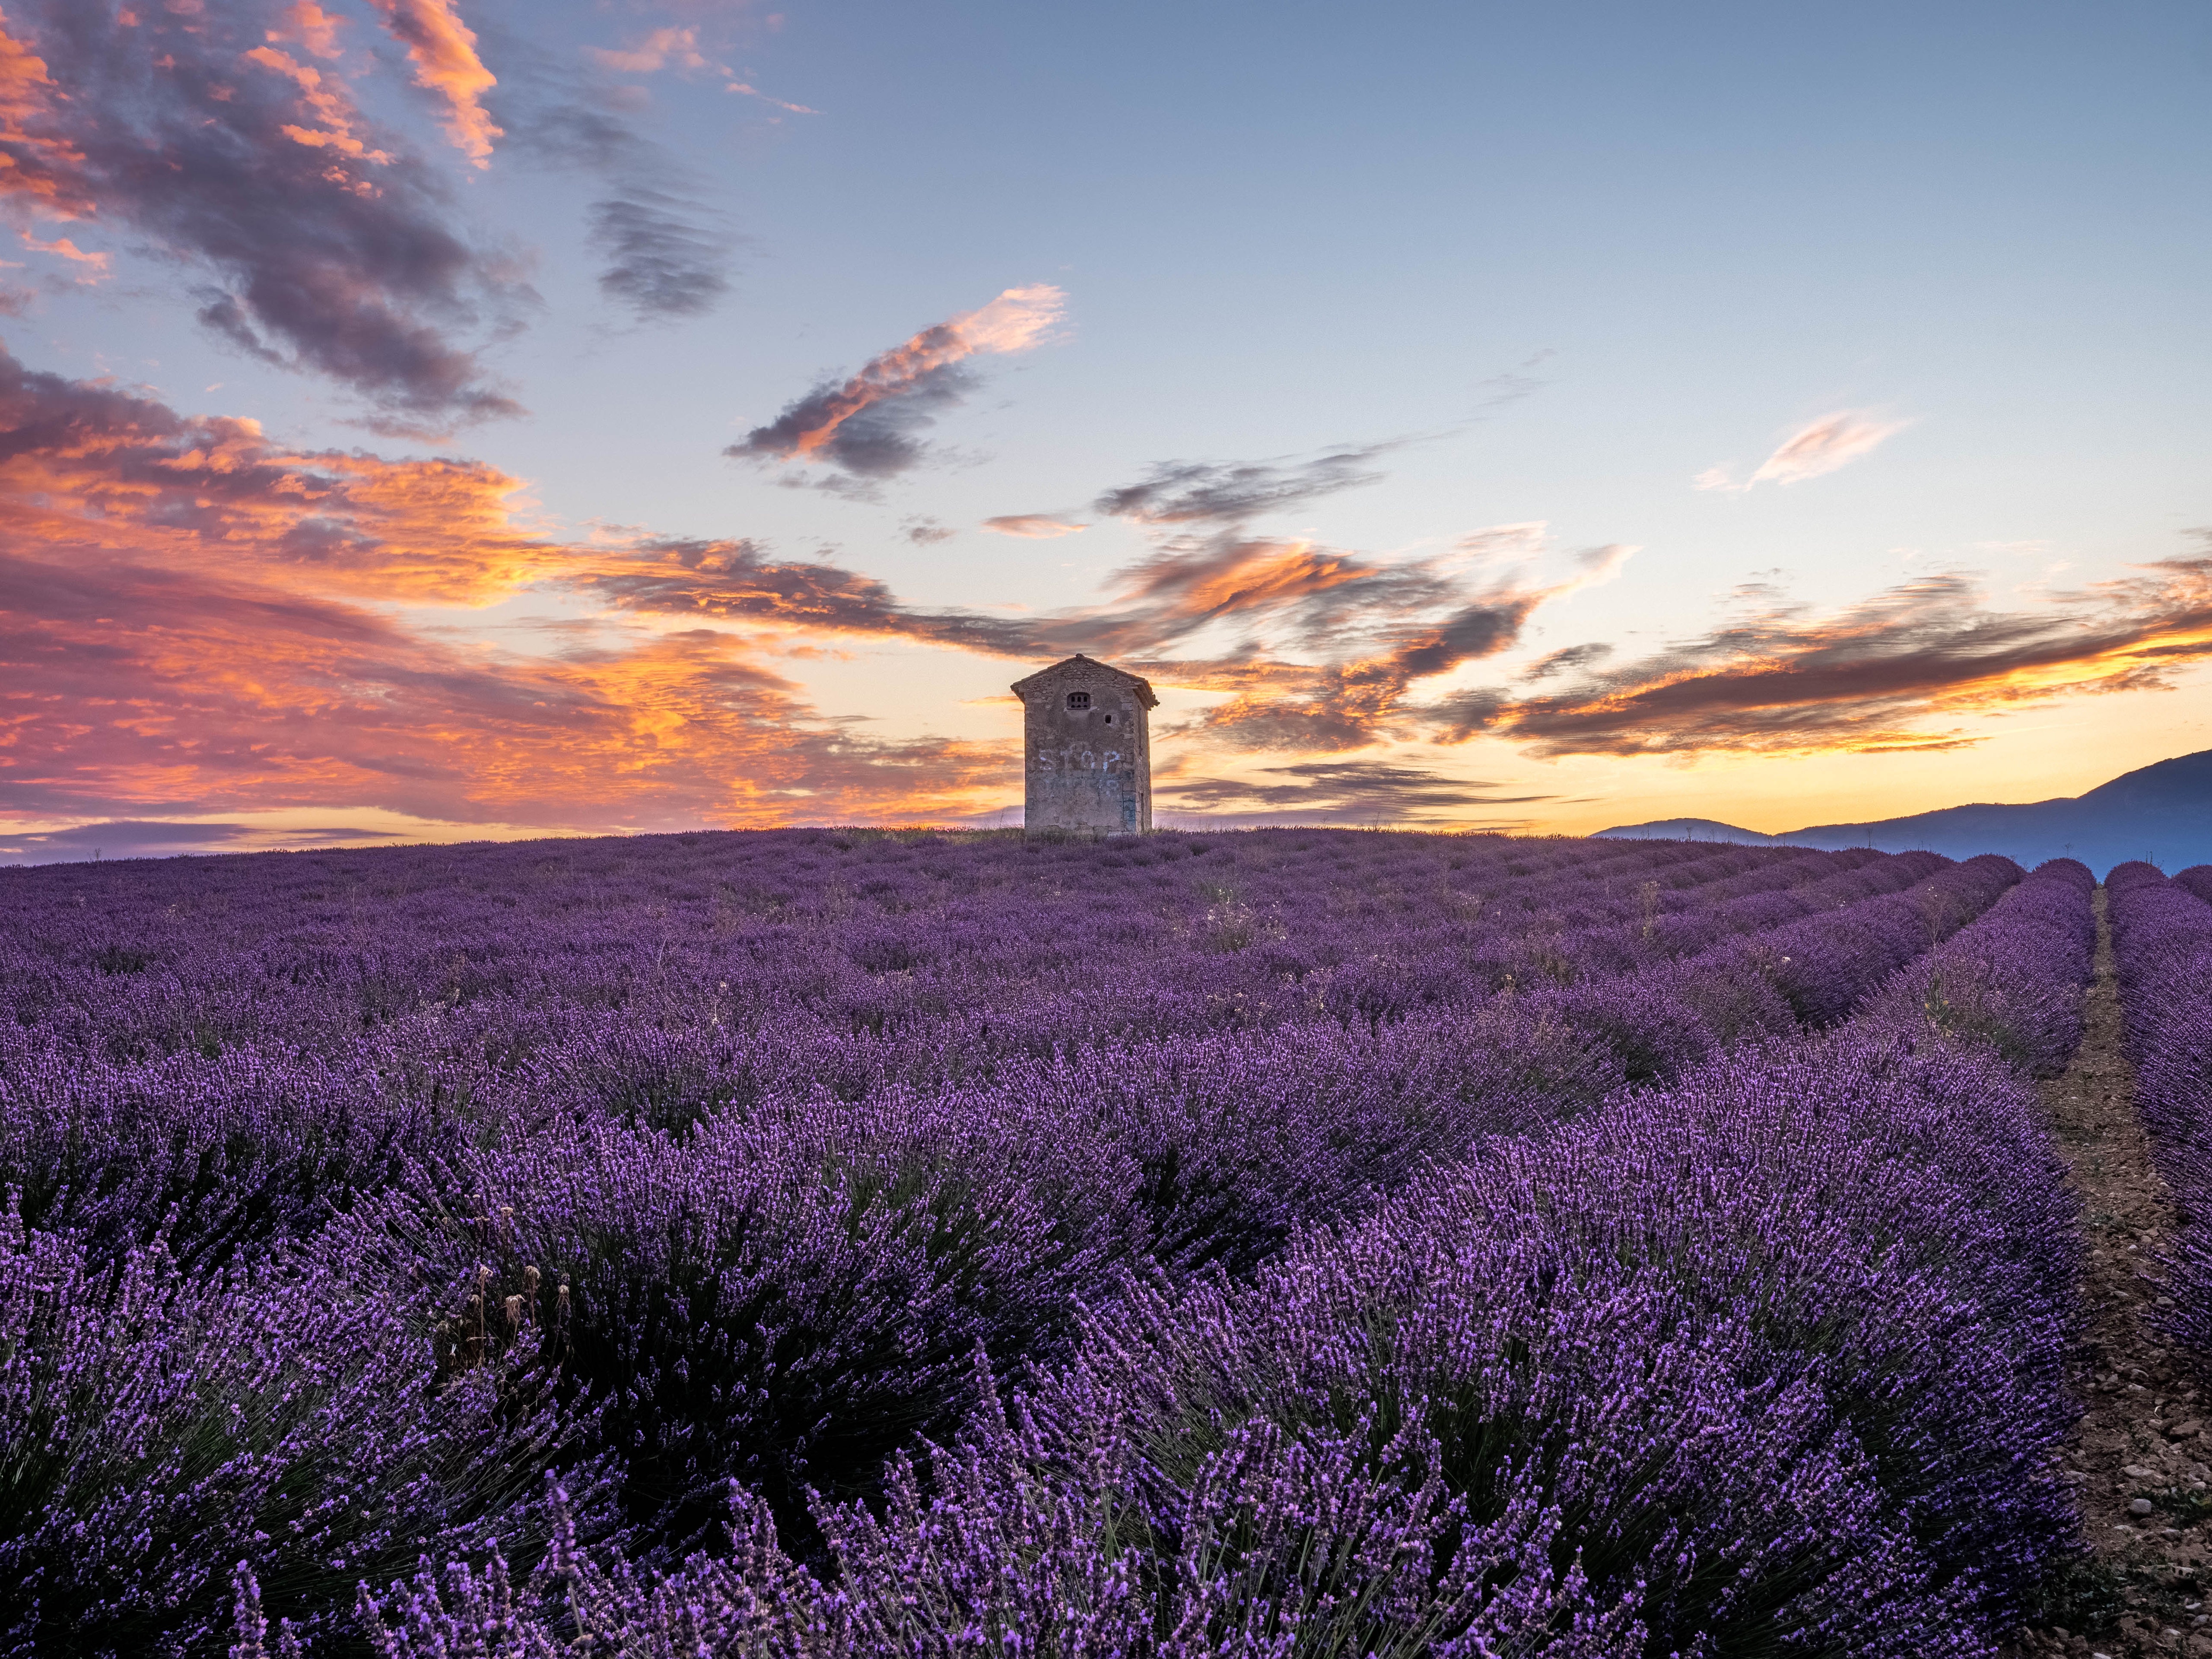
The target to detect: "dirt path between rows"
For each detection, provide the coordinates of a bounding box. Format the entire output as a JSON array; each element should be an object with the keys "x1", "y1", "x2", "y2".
[{"x1": 2015, "y1": 888, "x2": 2212, "y2": 1657}]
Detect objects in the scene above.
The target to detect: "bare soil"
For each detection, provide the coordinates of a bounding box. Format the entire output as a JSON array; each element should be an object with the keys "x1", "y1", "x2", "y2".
[{"x1": 2013, "y1": 889, "x2": 2212, "y2": 1658}]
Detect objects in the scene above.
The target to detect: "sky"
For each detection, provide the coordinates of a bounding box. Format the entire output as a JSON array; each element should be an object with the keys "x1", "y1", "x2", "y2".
[{"x1": 2, "y1": 0, "x2": 2210, "y2": 862}]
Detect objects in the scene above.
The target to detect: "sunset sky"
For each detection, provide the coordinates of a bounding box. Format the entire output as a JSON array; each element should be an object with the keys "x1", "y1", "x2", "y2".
[{"x1": 3, "y1": 0, "x2": 2210, "y2": 861}]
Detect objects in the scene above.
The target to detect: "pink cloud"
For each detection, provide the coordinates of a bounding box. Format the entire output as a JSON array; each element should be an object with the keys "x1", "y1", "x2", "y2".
[
  {"x1": 981, "y1": 514, "x2": 1086, "y2": 539},
  {"x1": 361, "y1": 0, "x2": 501, "y2": 168},
  {"x1": 588, "y1": 27, "x2": 711, "y2": 73},
  {"x1": 1696, "y1": 410, "x2": 1911, "y2": 494}
]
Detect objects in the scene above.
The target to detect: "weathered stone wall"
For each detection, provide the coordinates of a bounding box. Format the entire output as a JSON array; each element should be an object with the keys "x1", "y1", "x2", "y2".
[{"x1": 1020, "y1": 661, "x2": 1151, "y2": 836}]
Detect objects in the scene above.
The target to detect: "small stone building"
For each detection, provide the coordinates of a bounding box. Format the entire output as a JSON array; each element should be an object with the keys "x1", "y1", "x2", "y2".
[{"x1": 1011, "y1": 655, "x2": 1157, "y2": 836}]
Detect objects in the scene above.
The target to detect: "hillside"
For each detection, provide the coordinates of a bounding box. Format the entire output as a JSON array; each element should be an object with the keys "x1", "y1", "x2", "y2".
[{"x1": 1597, "y1": 748, "x2": 2212, "y2": 869}]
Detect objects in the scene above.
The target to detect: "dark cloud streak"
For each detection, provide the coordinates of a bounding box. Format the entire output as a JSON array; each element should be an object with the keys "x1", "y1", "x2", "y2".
[
  {"x1": 1093, "y1": 445, "x2": 1392, "y2": 527},
  {"x1": 1161, "y1": 760, "x2": 1548, "y2": 826},
  {"x1": 588, "y1": 187, "x2": 731, "y2": 320},
  {"x1": 725, "y1": 286, "x2": 1065, "y2": 479},
  {"x1": 484, "y1": 58, "x2": 738, "y2": 327}
]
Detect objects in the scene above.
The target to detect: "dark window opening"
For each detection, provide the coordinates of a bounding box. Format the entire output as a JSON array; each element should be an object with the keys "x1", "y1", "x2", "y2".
[
  {"x1": 1065, "y1": 691, "x2": 1091, "y2": 710},
  {"x1": 1103, "y1": 713, "x2": 1113, "y2": 724}
]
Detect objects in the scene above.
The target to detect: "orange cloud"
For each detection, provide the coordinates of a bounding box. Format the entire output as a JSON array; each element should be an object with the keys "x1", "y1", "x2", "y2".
[
  {"x1": 244, "y1": 42, "x2": 394, "y2": 164},
  {"x1": 0, "y1": 341, "x2": 1020, "y2": 828},
  {"x1": 0, "y1": 10, "x2": 92, "y2": 216},
  {"x1": 265, "y1": 0, "x2": 348, "y2": 61},
  {"x1": 1439, "y1": 557, "x2": 2212, "y2": 756},
  {"x1": 0, "y1": 351, "x2": 558, "y2": 604},
  {"x1": 1695, "y1": 410, "x2": 1910, "y2": 494},
  {"x1": 21, "y1": 230, "x2": 105, "y2": 276},
  {"x1": 728, "y1": 285, "x2": 1066, "y2": 477},
  {"x1": 0, "y1": 550, "x2": 1012, "y2": 827},
  {"x1": 41, "y1": 340, "x2": 2195, "y2": 824},
  {"x1": 362, "y1": 0, "x2": 501, "y2": 168}
]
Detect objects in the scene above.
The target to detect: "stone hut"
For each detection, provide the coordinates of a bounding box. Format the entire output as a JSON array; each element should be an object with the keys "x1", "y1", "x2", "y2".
[{"x1": 1011, "y1": 654, "x2": 1157, "y2": 836}]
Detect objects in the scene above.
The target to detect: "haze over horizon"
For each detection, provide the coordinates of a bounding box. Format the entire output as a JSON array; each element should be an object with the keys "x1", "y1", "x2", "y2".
[{"x1": 3, "y1": 0, "x2": 2209, "y2": 861}]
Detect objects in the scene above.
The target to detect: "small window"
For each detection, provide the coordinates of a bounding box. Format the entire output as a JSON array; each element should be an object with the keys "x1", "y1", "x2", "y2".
[
  {"x1": 1103, "y1": 714, "x2": 1113, "y2": 724},
  {"x1": 1065, "y1": 690, "x2": 1091, "y2": 710}
]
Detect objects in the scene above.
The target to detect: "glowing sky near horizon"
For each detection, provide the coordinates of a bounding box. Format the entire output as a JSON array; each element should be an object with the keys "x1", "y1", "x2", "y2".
[{"x1": 1, "y1": 0, "x2": 2209, "y2": 862}]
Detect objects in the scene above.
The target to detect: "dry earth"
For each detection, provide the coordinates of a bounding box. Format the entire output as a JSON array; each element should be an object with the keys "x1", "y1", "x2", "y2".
[{"x1": 2012, "y1": 890, "x2": 2212, "y2": 1657}]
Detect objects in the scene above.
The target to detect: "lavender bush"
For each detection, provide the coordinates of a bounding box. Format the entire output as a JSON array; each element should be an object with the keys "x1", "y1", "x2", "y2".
[
  {"x1": 362, "y1": 1032, "x2": 2081, "y2": 1658},
  {"x1": 331, "y1": 1088, "x2": 1146, "y2": 1554},
  {"x1": 0, "y1": 1206, "x2": 604, "y2": 1657},
  {"x1": 1857, "y1": 858, "x2": 2095, "y2": 1075}
]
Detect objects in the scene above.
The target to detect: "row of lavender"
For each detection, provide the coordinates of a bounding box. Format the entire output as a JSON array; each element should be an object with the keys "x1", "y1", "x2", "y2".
[
  {"x1": 4, "y1": 831, "x2": 1957, "y2": 1066},
  {"x1": 2106, "y1": 862, "x2": 2212, "y2": 1366},
  {"x1": 0, "y1": 836, "x2": 2019, "y2": 1278},
  {"x1": 343, "y1": 856, "x2": 2101, "y2": 1658},
  {"x1": 0, "y1": 833, "x2": 2083, "y2": 1654}
]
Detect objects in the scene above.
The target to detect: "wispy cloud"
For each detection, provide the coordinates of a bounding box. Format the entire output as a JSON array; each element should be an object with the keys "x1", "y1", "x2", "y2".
[
  {"x1": 1093, "y1": 445, "x2": 1391, "y2": 527},
  {"x1": 584, "y1": 24, "x2": 819, "y2": 113},
  {"x1": 362, "y1": 0, "x2": 502, "y2": 167},
  {"x1": 724, "y1": 81, "x2": 820, "y2": 116},
  {"x1": 485, "y1": 31, "x2": 742, "y2": 328},
  {"x1": 981, "y1": 514, "x2": 1086, "y2": 539},
  {"x1": 1160, "y1": 760, "x2": 1549, "y2": 828},
  {"x1": 587, "y1": 186, "x2": 731, "y2": 320},
  {"x1": 726, "y1": 285, "x2": 1067, "y2": 478},
  {"x1": 587, "y1": 26, "x2": 712, "y2": 74},
  {"x1": 20, "y1": 231, "x2": 106, "y2": 279},
  {"x1": 1694, "y1": 410, "x2": 1910, "y2": 494}
]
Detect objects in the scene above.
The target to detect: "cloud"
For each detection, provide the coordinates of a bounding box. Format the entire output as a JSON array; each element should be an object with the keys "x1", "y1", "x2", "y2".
[
  {"x1": 0, "y1": 343, "x2": 569, "y2": 604},
  {"x1": 475, "y1": 32, "x2": 741, "y2": 329},
  {"x1": 1695, "y1": 410, "x2": 1910, "y2": 494},
  {"x1": 0, "y1": 346, "x2": 1014, "y2": 827},
  {"x1": 587, "y1": 27, "x2": 712, "y2": 74},
  {"x1": 1439, "y1": 553, "x2": 2212, "y2": 757},
  {"x1": 0, "y1": 547, "x2": 1011, "y2": 826},
  {"x1": 21, "y1": 231, "x2": 107, "y2": 278},
  {"x1": 0, "y1": 0, "x2": 523, "y2": 429},
  {"x1": 1093, "y1": 444, "x2": 1390, "y2": 526},
  {"x1": 587, "y1": 186, "x2": 731, "y2": 320},
  {"x1": 1159, "y1": 760, "x2": 1549, "y2": 828},
  {"x1": 726, "y1": 284, "x2": 1066, "y2": 477},
  {"x1": 575, "y1": 497, "x2": 1626, "y2": 754},
  {"x1": 1519, "y1": 642, "x2": 1613, "y2": 681},
  {"x1": 32, "y1": 341, "x2": 2211, "y2": 817},
  {"x1": 724, "y1": 81, "x2": 820, "y2": 116},
  {"x1": 362, "y1": 0, "x2": 502, "y2": 167},
  {"x1": 981, "y1": 514, "x2": 1085, "y2": 539},
  {"x1": 0, "y1": 346, "x2": 1568, "y2": 825}
]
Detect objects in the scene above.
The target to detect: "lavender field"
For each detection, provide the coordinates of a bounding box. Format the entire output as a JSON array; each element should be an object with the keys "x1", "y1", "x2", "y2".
[{"x1": 0, "y1": 826, "x2": 2175, "y2": 1656}]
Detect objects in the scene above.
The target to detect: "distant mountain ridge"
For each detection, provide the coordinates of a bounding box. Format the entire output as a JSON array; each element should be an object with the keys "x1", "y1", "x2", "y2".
[{"x1": 1596, "y1": 749, "x2": 2212, "y2": 874}]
